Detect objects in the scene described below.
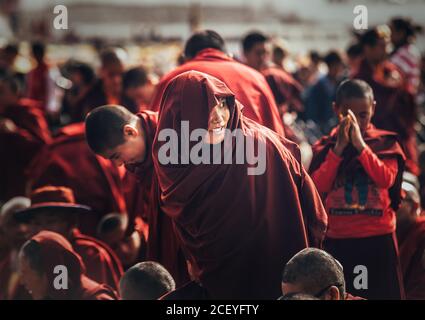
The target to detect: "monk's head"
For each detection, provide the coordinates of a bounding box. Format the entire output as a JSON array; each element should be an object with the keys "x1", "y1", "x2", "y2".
[
  {"x1": 0, "y1": 73, "x2": 21, "y2": 110},
  {"x1": 334, "y1": 79, "x2": 375, "y2": 133},
  {"x1": 184, "y1": 30, "x2": 225, "y2": 60},
  {"x1": 119, "y1": 261, "x2": 176, "y2": 300},
  {"x1": 99, "y1": 49, "x2": 124, "y2": 97},
  {"x1": 242, "y1": 31, "x2": 269, "y2": 70},
  {"x1": 281, "y1": 248, "x2": 346, "y2": 300},
  {"x1": 123, "y1": 66, "x2": 155, "y2": 108},
  {"x1": 205, "y1": 98, "x2": 231, "y2": 144},
  {"x1": 360, "y1": 26, "x2": 390, "y2": 65},
  {"x1": 97, "y1": 213, "x2": 141, "y2": 267},
  {"x1": 346, "y1": 43, "x2": 363, "y2": 75},
  {"x1": 0, "y1": 197, "x2": 31, "y2": 249},
  {"x1": 85, "y1": 105, "x2": 147, "y2": 167}
]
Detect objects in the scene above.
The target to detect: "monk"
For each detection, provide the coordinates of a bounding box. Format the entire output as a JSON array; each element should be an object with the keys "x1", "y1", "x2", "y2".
[
  {"x1": 151, "y1": 70, "x2": 327, "y2": 299},
  {"x1": 120, "y1": 261, "x2": 175, "y2": 300},
  {"x1": 0, "y1": 73, "x2": 51, "y2": 203},
  {"x1": 242, "y1": 32, "x2": 304, "y2": 116},
  {"x1": 74, "y1": 49, "x2": 124, "y2": 122},
  {"x1": 85, "y1": 106, "x2": 190, "y2": 286},
  {"x1": 310, "y1": 79, "x2": 406, "y2": 300},
  {"x1": 281, "y1": 248, "x2": 363, "y2": 300},
  {"x1": 122, "y1": 66, "x2": 156, "y2": 113},
  {"x1": 396, "y1": 180, "x2": 425, "y2": 299},
  {"x1": 353, "y1": 27, "x2": 418, "y2": 175},
  {"x1": 97, "y1": 213, "x2": 145, "y2": 269},
  {"x1": 14, "y1": 186, "x2": 123, "y2": 292},
  {"x1": 18, "y1": 230, "x2": 118, "y2": 300},
  {"x1": 27, "y1": 121, "x2": 126, "y2": 235},
  {"x1": 148, "y1": 30, "x2": 285, "y2": 137}
]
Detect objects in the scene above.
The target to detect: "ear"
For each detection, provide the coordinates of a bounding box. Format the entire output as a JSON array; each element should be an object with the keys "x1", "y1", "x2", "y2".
[
  {"x1": 371, "y1": 100, "x2": 376, "y2": 115},
  {"x1": 325, "y1": 286, "x2": 341, "y2": 300},
  {"x1": 123, "y1": 124, "x2": 138, "y2": 138}
]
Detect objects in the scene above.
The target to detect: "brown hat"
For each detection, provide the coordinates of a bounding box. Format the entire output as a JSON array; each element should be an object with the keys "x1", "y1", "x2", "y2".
[{"x1": 14, "y1": 186, "x2": 91, "y2": 221}]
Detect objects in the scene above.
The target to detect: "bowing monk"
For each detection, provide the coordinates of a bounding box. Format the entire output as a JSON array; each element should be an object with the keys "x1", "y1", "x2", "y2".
[
  {"x1": 0, "y1": 73, "x2": 51, "y2": 202},
  {"x1": 396, "y1": 180, "x2": 425, "y2": 299},
  {"x1": 122, "y1": 66, "x2": 156, "y2": 114},
  {"x1": 85, "y1": 106, "x2": 190, "y2": 286},
  {"x1": 310, "y1": 79, "x2": 406, "y2": 300},
  {"x1": 148, "y1": 30, "x2": 285, "y2": 137},
  {"x1": 19, "y1": 230, "x2": 118, "y2": 300},
  {"x1": 27, "y1": 121, "x2": 126, "y2": 235},
  {"x1": 14, "y1": 186, "x2": 123, "y2": 292},
  {"x1": 151, "y1": 70, "x2": 327, "y2": 299}
]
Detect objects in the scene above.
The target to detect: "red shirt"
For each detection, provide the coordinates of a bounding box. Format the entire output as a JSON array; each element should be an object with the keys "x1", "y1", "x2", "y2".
[{"x1": 312, "y1": 146, "x2": 398, "y2": 238}]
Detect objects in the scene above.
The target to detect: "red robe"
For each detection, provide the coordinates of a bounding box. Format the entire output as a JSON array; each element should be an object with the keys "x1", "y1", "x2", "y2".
[
  {"x1": 398, "y1": 217, "x2": 425, "y2": 299},
  {"x1": 124, "y1": 111, "x2": 189, "y2": 286},
  {"x1": 27, "y1": 122, "x2": 126, "y2": 236},
  {"x1": 261, "y1": 65, "x2": 304, "y2": 114},
  {"x1": 353, "y1": 59, "x2": 418, "y2": 175},
  {"x1": 31, "y1": 231, "x2": 118, "y2": 300},
  {"x1": 70, "y1": 228, "x2": 123, "y2": 292},
  {"x1": 149, "y1": 48, "x2": 285, "y2": 137},
  {"x1": 152, "y1": 71, "x2": 327, "y2": 299},
  {"x1": 0, "y1": 98, "x2": 51, "y2": 202}
]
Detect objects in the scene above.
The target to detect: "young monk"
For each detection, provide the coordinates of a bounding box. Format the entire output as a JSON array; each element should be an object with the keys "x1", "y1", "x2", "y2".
[
  {"x1": 0, "y1": 73, "x2": 51, "y2": 202},
  {"x1": 85, "y1": 106, "x2": 190, "y2": 286},
  {"x1": 148, "y1": 30, "x2": 285, "y2": 137},
  {"x1": 396, "y1": 179, "x2": 425, "y2": 299},
  {"x1": 14, "y1": 186, "x2": 123, "y2": 292},
  {"x1": 18, "y1": 230, "x2": 118, "y2": 300},
  {"x1": 151, "y1": 70, "x2": 327, "y2": 299},
  {"x1": 310, "y1": 79, "x2": 406, "y2": 300}
]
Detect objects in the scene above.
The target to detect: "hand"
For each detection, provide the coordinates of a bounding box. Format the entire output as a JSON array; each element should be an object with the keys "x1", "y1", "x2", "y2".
[
  {"x1": 333, "y1": 114, "x2": 351, "y2": 156},
  {"x1": 347, "y1": 109, "x2": 366, "y2": 152}
]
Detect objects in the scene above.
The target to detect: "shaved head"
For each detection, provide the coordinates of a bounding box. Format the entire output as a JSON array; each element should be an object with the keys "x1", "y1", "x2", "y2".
[
  {"x1": 282, "y1": 248, "x2": 346, "y2": 298},
  {"x1": 85, "y1": 105, "x2": 138, "y2": 155},
  {"x1": 120, "y1": 261, "x2": 176, "y2": 300}
]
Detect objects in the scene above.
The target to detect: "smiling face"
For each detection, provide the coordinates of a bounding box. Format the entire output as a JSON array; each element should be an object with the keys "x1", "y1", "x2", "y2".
[{"x1": 204, "y1": 99, "x2": 231, "y2": 144}]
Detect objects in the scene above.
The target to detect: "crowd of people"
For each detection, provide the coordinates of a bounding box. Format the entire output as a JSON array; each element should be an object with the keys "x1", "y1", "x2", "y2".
[{"x1": 1, "y1": 16, "x2": 425, "y2": 300}]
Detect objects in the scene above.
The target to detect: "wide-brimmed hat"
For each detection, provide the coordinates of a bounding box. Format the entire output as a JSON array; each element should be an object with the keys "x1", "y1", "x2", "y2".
[{"x1": 14, "y1": 186, "x2": 91, "y2": 222}]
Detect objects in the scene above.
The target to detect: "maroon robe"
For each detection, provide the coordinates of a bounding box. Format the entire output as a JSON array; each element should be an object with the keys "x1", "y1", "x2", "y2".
[
  {"x1": 0, "y1": 98, "x2": 51, "y2": 202},
  {"x1": 124, "y1": 111, "x2": 189, "y2": 286},
  {"x1": 31, "y1": 231, "x2": 118, "y2": 300},
  {"x1": 70, "y1": 228, "x2": 123, "y2": 292},
  {"x1": 149, "y1": 48, "x2": 285, "y2": 137},
  {"x1": 152, "y1": 71, "x2": 327, "y2": 299},
  {"x1": 398, "y1": 216, "x2": 425, "y2": 299},
  {"x1": 27, "y1": 122, "x2": 126, "y2": 235}
]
